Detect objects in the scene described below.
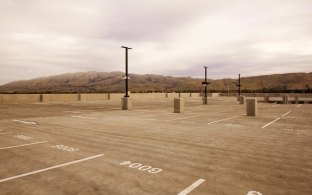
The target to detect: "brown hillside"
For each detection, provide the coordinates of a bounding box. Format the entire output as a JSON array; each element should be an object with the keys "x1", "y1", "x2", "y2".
[{"x1": 0, "y1": 71, "x2": 311, "y2": 93}]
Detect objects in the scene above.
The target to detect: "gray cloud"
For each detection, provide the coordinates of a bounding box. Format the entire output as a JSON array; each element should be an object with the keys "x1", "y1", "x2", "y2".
[{"x1": 0, "y1": 0, "x2": 311, "y2": 84}]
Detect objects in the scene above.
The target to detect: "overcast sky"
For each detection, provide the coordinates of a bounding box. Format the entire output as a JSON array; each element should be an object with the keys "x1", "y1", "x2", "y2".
[{"x1": 0, "y1": 0, "x2": 311, "y2": 84}]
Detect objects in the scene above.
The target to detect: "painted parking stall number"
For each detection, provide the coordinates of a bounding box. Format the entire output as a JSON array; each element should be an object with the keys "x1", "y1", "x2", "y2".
[
  {"x1": 120, "y1": 161, "x2": 162, "y2": 174},
  {"x1": 14, "y1": 135, "x2": 33, "y2": 140},
  {"x1": 51, "y1": 145, "x2": 79, "y2": 152}
]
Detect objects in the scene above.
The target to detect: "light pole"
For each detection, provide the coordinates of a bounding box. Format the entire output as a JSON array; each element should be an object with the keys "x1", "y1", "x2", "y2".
[
  {"x1": 121, "y1": 46, "x2": 132, "y2": 97},
  {"x1": 202, "y1": 66, "x2": 210, "y2": 104},
  {"x1": 237, "y1": 74, "x2": 242, "y2": 96}
]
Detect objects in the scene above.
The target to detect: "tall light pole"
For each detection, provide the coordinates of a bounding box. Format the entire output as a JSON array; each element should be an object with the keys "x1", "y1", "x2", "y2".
[
  {"x1": 237, "y1": 74, "x2": 242, "y2": 96},
  {"x1": 202, "y1": 66, "x2": 209, "y2": 97},
  {"x1": 121, "y1": 46, "x2": 132, "y2": 97},
  {"x1": 202, "y1": 66, "x2": 210, "y2": 104}
]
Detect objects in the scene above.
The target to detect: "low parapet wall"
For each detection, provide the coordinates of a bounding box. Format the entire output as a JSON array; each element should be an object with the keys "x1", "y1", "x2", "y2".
[
  {"x1": 0, "y1": 93, "x2": 207, "y2": 104},
  {"x1": 80, "y1": 93, "x2": 110, "y2": 101},
  {"x1": 109, "y1": 93, "x2": 124, "y2": 100},
  {"x1": 42, "y1": 94, "x2": 80, "y2": 102},
  {"x1": 2, "y1": 92, "x2": 310, "y2": 104},
  {"x1": 0, "y1": 94, "x2": 41, "y2": 104},
  {"x1": 166, "y1": 93, "x2": 179, "y2": 98},
  {"x1": 220, "y1": 93, "x2": 312, "y2": 98},
  {"x1": 131, "y1": 93, "x2": 166, "y2": 99}
]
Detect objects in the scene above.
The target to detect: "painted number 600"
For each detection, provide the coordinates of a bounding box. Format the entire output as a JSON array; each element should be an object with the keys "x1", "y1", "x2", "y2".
[{"x1": 120, "y1": 161, "x2": 162, "y2": 174}]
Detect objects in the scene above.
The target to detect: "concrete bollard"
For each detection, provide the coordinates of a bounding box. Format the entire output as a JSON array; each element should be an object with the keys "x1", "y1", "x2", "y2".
[
  {"x1": 174, "y1": 98, "x2": 184, "y2": 113},
  {"x1": 79, "y1": 93, "x2": 87, "y2": 101},
  {"x1": 39, "y1": 94, "x2": 43, "y2": 102},
  {"x1": 282, "y1": 95, "x2": 289, "y2": 104},
  {"x1": 166, "y1": 93, "x2": 168, "y2": 98},
  {"x1": 246, "y1": 98, "x2": 257, "y2": 116},
  {"x1": 295, "y1": 95, "x2": 299, "y2": 104},
  {"x1": 122, "y1": 97, "x2": 131, "y2": 110},
  {"x1": 264, "y1": 94, "x2": 269, "y2": 103},
  {"x1": 239, "y1": 96, "x2": 245, "y2": 104},
  {"x1": 237, "y1": 95, "x2": 240, "y2": 101},
  {"x1": 202, "y1": 96, "x2": 208, "y2": 105},
  {"x1": 42, "y1": 94, "x2": 50, "y2": 102}
]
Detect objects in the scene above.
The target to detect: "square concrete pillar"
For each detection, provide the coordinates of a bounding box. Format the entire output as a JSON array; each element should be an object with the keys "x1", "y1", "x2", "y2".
[
  {"x1": 122, "y1": 97, "x2": 131, "y2": 110},
  {"x1": 42, "y1": 94, "x2": 50, "y2": 102},
  {"x1": 239, "y1": 96, "x2": 245, "y2": 104},
  {"x1": 174, "y1": 98, "x2": 184, "y2": 113},
  {"x1": 246, "y1": 98, "x2": 257, "y2": 116},
  {"x1": 79, "y1": 93, "x2": 87, "y2": 101},
  {"x1": 237, "y1": 95, "x2": 240, "y2": 101},
  {"x1": 295, "y1": 95, "x2": 299, "y2": 104},
  {"x1": 282, "y1": 95, "x2": 289, "y2": 104},
  {"x1": 264, "y1": 94, "x2": 269, "y2": 103},
  {"x1": 202, "y1": 96, "x2": 208, "y2": 105}
]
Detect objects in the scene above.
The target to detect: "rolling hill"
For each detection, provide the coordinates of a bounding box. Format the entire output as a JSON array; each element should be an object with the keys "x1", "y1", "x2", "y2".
[{"x1": 0, "y1": 71, "x2": 311, "y2": 93}]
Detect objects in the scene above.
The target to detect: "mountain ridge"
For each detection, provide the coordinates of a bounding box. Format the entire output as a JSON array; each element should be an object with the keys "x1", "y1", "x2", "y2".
[{"x1": 0, "y1": 71, "x2": 311, "y2": 93}]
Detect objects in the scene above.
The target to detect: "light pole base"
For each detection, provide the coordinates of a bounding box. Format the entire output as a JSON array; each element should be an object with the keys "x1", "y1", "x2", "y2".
[
  {"x1": 246, "y1": 98, "x2": 257, "y2": 116},
  {"x1": 239, "y1": 96, "x2": 245, "y2": 104},
  {"x1": 122, "y1": 97, "x2": 132, "y2": 110},
  {"x1": 174, "y1": 98, "x2": 184, "y2": 113},
  {"x1": 202, "y1": 97, "x2": 208, "y2": 105},
  {"x1": 282, "y1": 95, "x2": 289, "y2": 104}
]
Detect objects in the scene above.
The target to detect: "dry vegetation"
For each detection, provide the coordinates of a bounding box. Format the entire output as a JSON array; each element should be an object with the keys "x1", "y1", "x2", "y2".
[{"x1": 0, "y1": 71, "x2": 311, "y2": 93}]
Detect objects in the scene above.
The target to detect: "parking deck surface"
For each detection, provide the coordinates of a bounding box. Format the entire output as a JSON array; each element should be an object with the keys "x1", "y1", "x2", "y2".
[{"x1": 0, "y1": 97, "x2": 311, "y2": 195}]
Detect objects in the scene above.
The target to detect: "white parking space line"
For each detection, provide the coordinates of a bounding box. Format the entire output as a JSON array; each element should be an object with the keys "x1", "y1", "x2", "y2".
[
  {"x1": 297, "y1": 104, "x2": 302, "y2": 108},
  {"x1": 12, "y1": 119, "x2": 38, "y2": 125},
  {"x1": 71, "y1": 116, "x2": 99, "y2": 120},
  {"x1": 0, "y1": 132, "x2": 12, "y2": 135},
  {"x1": 166, "y1": 115, "x2": 202, "y2": 122},
  {"x1": 0, "y1": 141, "x2": 48, "y2": 150},
  {"x1": 0, "y1": 154, "x2": 104, "y2": 183},
  {"x1": 261, "y1": 117, "x2": 280, "y2": 129},
  {"x1": 180, "y1": 121, "x2": 196, "y2": 124},
  {"x1": 281, "y1": 111, "x2": 291, "y2": 117},
  {"x1": 64, "y1": 111, "x2": 83, "y2": 114},
  {"x1": 178, "y1": 179, "x2": 205, "y2": 195},
  {"x1": 133, "y1": 113, "x2": 174, "y2": 118},
  {"x1": 207, "y1": 116, "x2": 238, "y2": 125},
  {"x1": 272, "y1": 104, "x2": 280, "y2": 107},
  {"x1": 72, "y1": 109, "x2": 99, "y2": 112}
]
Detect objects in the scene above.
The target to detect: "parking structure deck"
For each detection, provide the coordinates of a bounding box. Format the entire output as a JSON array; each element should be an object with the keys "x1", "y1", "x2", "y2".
[{"x1": 0, "y1": 96, "x2": 311, "y2": 195}]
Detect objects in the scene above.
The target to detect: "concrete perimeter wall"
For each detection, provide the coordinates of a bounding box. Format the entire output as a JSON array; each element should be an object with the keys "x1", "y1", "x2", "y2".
[
  {"x1": 0, "y1": 93, "x2": 204, "y2": 104},
  {"x1": 42, "y1": 94, "x2": 80, "y2": 102},
  {"x1": 0, "y1": 94, "x2": 41, "y2": 104},
  {"x1": 80, "y1": 93, "x2": 109, "y2": 101},
  {"x1": 109, "y1": 93, "x2": 124, "y2": 100},
  {"x1": 220, "y1": 93, "x2": 312, "y2": 98},
  {"x1": 131, "y1": 93, "x2": 166, "y2": 99},
  {"x1": 2, "y1": 92, "x2": 311, "y2": 104}
]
